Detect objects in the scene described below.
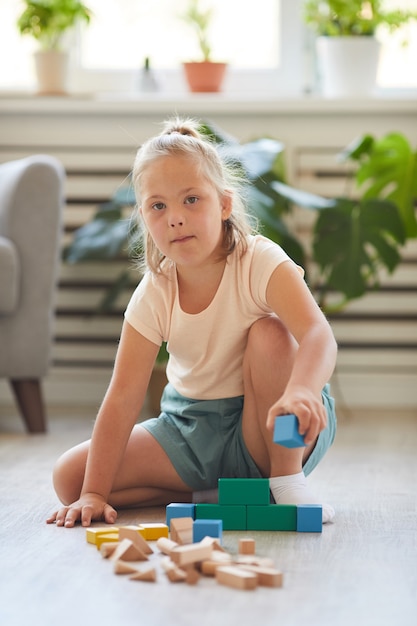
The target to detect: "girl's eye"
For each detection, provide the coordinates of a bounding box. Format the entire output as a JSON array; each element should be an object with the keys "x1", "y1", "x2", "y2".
[
  {"x1": 151, "y1": 202, "x2": 165, "y2": 211},
  {"x1": 185, "y1": 196, "x2": 198, "y2": 205}
]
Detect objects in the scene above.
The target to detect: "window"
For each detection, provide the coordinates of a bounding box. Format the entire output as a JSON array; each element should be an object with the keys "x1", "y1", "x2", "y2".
[{"x1": 0, "y1": 0, "x2": 416, "y2": 95}]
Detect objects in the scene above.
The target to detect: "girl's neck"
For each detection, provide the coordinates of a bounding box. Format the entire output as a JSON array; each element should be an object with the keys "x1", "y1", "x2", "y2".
[{"x1": 176, "y1": 258, "x2": 227, "y2": 315}]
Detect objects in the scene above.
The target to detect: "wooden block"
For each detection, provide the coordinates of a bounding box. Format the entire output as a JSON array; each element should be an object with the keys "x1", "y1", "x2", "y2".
[
  {"x1": 195, "y1": 504, "x2": 247, "y2": 530},
  {"x1": 156, "y1": 536, "x2": 178, "y2": 556},
  {"x1": 161, "y1": 557, "x2": 187, "y2": 583},
  {"x1": 170, "y1": 541, "x2": 212, "y2": 567},
  {"x1": 114, "y1": 560, "x2": 142, "y2": 575},
  {"x1": 296, "y1": 504, "x2": 323, "y2": 532},
  {"x1": 95, "y1": 532, "x2": 119, "y2": 549},
  {"x1": 200, "y1": 552, "x2": 233, "y2": 576},
  {"x1": 238, "y1": 564, "x2": 284, "y2": 588},
  {"x1": 247, "y1": 504, "x2": 297, "y2": 531},
  {"x1": 234, "y1": 555, "x2": 275, "y2": 568},
  {"x1": 100, "y1": 541, "x2": 120, "y2": 558},
  {"x1": 216, "y1": 565, "x2": 258, "y2": 590},
  {"x1": 218, "y1": 478, "x2": 270, "y2": 506},
  {"x1": 183, "y1": 564, "x2": 200, "y2": 585},
  {"x1": 129, "y1": 567, "x2": 157, "y2": 582},
  {"x1": 200, "y1": 536, "x2": 227, "y2": 552},
  {"x1": 119, "y1": 526, "x2": 153, "y2": 554},
  {"x1": 273, "y1": 414, "x2": 307, "y2": 448},
  {"x1": 110, "y1": 538, "x2": 148, "y2": 562},
  {"x1": 238, "y1": 538, "x2": 256, "y2": 555},
  {"x1": 138, "y1": 523, "x2": 169, "y2": 541},
  {"x1": 193, "y1": 519, "x2": 223, "y2": 544},
  {"x1": 170, "y1": 517, "x2": 193, "y2": 545},
  {"x1": 86, "y1": 526, "x2": 119, "y2": 545},
  {"x1": 166, "y1": 503, "x2": 195, "y2": 528}
]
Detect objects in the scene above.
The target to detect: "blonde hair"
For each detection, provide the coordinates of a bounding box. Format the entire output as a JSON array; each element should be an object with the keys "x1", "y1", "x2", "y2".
[{"x1": 132, "y1": 117, "x2": 255, "y2": 274}]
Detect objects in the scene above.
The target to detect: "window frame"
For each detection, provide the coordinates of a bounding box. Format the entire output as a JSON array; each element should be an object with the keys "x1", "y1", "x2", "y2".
[{"x1": 69, "y1": 0, "x2": 307, "y2": 96}]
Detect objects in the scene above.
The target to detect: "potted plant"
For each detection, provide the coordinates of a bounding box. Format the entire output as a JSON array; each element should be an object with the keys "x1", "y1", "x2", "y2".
[
  {"x1": 303, "y1": 0, "x2": 417, "y2": 96},
  {"x1": 181, "y1": 0, "x2": 227, "y2": 92},
  {"x1": 17, "y1": 0, "x2": 91, "y2": 94}
]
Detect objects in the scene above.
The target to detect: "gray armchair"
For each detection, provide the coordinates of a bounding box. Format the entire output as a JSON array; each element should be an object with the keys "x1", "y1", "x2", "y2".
[{"x1": 0, "y1": 155, "x2": 64, "y2": 432}]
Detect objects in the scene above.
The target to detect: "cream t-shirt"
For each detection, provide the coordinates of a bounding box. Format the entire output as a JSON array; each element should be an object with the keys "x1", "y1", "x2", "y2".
[{"x1": 124, "y1": 235, "x2": 296, "y2": 400}]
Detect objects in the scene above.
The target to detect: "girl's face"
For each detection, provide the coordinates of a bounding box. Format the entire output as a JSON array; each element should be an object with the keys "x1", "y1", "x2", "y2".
[{"x1": 139, "y1": 154, "x2": 232, "y2": 271}]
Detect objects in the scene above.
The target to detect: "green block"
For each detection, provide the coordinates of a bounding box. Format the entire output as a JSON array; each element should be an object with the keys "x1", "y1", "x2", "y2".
[
  {"x1": 218, "y1": 478, "x2": 270, "y2": 506},
  {"x1": 247, "y1": 504, "x2": 297, "y2": 531},
  {"x1": 195, "y1": 504, "x2": 247, "y2": 530}
]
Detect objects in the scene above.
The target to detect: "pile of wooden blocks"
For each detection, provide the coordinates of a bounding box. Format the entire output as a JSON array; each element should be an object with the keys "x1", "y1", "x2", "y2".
[
  {"x1": 86, "y1": 476, "x2": 322, "y2": 590},
  {"x1": 87, "y1": 521, "x2": 283, "y2": 590}
]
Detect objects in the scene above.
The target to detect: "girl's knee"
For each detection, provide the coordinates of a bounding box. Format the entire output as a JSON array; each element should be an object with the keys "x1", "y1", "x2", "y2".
[
  {"x1": 246, "y1": 316, "x2": 297, "y2": 362},
  {"x1": 52, "y1": 443, "x2": 88, "y2": 505}
]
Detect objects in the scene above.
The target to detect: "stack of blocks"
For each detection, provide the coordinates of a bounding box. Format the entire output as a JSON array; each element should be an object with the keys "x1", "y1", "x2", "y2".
[{"x1": 167, "y1": 478, "x2": 322, "y2": 533}]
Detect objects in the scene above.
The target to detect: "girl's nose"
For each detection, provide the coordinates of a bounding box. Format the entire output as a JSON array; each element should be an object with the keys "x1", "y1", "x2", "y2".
[{"x1": 168, "y1": 207, "x2": 184, "y2": 227}]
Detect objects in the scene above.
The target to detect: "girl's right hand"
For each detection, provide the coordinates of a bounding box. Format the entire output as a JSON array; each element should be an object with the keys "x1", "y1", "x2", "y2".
[{"x1": 46, "y1": 493, "x2": 117, "y2": 528}]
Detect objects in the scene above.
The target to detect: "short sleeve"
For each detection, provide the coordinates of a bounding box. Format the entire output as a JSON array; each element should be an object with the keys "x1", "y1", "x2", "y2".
[
  {"x1": 248, "y1": 236, "x2": 301, "y2": 307},
  {"x1": 124, "y1": 271, "x2": 172, "y2": 346}
]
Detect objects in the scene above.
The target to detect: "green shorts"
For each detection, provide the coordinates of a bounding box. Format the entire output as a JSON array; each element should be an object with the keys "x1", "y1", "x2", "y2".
[{"x1": 141, "y1": 383, "x2": 337, "y2": 491}]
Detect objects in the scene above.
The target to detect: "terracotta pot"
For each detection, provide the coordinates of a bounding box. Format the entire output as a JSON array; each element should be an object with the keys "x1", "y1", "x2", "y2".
[
  {"x1": 183, "y1": 61, "x2": 227, "y2": 93},
  {"x1": 34, "y1": 50, "x2": 69, "y2": 95}
]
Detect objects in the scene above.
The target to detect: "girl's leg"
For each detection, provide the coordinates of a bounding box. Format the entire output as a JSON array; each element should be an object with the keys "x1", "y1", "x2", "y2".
[
  {"x1": 241, "y1": 316, "x2": 335, "y2": 522},
  {"x1": 52, "y1": 424, "x2": 193, "y2": 508}
]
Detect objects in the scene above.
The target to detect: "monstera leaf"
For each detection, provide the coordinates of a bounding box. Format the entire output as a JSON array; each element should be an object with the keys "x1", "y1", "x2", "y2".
[
  {"x1": 340, "y1": 133, "x2": 417, "y2": 237},
  {"x1": 313, "y1": 197, "x2": 406, "y2": 310},
  {"x1": 63, "y1": 202, "x2": 135, "y2": 263}
]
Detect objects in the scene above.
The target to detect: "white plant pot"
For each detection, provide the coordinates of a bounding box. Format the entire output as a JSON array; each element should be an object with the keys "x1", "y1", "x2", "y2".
[
  {"x1": 34, "y1": 50, "x2": 69, "y2": 95},
  {"x1": 316, "y1": 37, "x2": 380, "y2": 97}
]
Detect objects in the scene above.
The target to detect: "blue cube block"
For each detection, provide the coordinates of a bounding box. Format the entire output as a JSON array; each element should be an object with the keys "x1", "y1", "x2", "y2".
[
  {"x1": 193, "y1": 519, "x2": 223, "y2": 543},
  {"x1": 297, "y1": 504, "x2": 323, "y2": 532},
  {"x1": 166, "y1": 503, "x2": 195, "y2": 528},
  {"x1": 273, "y1": 414, "x2": 306, "y2": 448}
]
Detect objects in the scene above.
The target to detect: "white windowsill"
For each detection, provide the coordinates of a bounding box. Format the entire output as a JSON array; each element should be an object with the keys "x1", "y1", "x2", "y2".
[{"x1": 0, "y1": 89, "x2": 416, "y2": 116}]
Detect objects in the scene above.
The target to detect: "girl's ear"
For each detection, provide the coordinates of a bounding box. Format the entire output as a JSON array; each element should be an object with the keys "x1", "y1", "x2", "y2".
[{"x1": 221, "y1": 190, "x2": 233, "y2": 220}]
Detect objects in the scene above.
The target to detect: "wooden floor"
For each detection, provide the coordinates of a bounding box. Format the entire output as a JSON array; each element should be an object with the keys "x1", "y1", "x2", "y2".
[{"x1": 1, "y1": 406, "x2": 416, "y2": 626}]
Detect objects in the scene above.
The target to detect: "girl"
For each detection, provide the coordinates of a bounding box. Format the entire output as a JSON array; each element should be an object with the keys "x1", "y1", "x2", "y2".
[{"x1": 47, "y1": 118, "x2": 337, "y2": 529}]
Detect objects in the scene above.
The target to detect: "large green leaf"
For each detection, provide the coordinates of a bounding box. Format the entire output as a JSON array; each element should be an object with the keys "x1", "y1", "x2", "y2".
[
  {"x1": 341, "y1": 132, "x2": 417, "y2": 237},
  {"x1": 313, "y1": 197, "x2": 405, "y2": 308},
  {"x1": 64, "y1": 204, "x2": 134, "y2": 262}
]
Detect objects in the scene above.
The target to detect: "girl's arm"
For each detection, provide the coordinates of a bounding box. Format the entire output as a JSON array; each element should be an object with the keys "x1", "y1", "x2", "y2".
[
  {"x1": 55, "y1": 320, "x2": 160, "y2": 527},
  {"x1": 265, "y1": 260, "x2": 338, "y2": 445}
]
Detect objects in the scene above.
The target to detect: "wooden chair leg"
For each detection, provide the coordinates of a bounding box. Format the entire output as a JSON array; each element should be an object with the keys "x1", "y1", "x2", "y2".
[{"x1": 10, "y1": 379, "x2": 47, "y2": 433}]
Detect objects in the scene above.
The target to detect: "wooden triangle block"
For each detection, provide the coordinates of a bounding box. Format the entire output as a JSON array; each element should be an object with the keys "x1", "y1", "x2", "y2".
[
  {"x1": 129, "y1": 567, "x2": 157, "y2": 582},
  {"x1": 119, "y1": 526, "x2": 153, "y2": 555},
  {"x1": 114, "y1": 560, "x2": 142, "y2": 575},
  {"x1": 110, "y1": 538, "x2": 148, "y2": 562}
]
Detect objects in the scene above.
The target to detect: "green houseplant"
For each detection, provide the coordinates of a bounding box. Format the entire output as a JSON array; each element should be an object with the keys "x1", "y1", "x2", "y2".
[
  {"x1": 181, "y1": 0, "x2": 227, "y2": 92},
  {"x1": 271, "y1": 130, "x2": 417, "y2": 311},
  {"x1": 17, "y1": 0, "x2": 91, "y2": 93},
  {"x1": 303, "y1": 0, "x2": 417, "y2": 96},
  {"x1": 64, "y1": 123, "x2": 414, "y2": 315}
]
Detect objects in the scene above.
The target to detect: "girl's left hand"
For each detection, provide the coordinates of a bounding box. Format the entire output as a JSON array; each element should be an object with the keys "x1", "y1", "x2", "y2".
[{"x1": 266, "y1": 385, "x2": 327, "y2": 446}]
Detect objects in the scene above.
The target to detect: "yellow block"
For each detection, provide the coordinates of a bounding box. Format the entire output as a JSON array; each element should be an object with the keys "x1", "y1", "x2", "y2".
[
  {"x1": 85, "y1": 526, "x2": 119, "y2": 545},
  {"x1": 139, "y1": 523, "x2": 169, "y2": 541},
  {"x1": 95, "y1": 532, "x2": 119, "y2": 548}
]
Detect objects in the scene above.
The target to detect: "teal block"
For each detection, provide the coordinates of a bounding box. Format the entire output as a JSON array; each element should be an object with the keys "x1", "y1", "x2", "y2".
[
  {"x1": 247, "y1": 504, "x2": 297, "y2": 531},
  {"x1": 273, "y1": 414, "x2": 306, "y2": 448},
  {"x1": 297, "y1": 504, "x2": 322, "y2": 532},
  {"x1": 195, "y1": 504, "x2": 247, "y2": 530},
  {"x1": 218, "y1": 478, "x2": 270, "y2": 506},
  {"x1": 193, "y1": 519, "x2": 223, "y2": 543},
  {"x1": 166, "y1": 503, "x2": 195, "y2": 528}
]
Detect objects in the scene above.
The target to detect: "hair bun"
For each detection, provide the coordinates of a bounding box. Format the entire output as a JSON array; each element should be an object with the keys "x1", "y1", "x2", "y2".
[{"x1": 161, "y1": 117, "x2": 200, "y2": 139}]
